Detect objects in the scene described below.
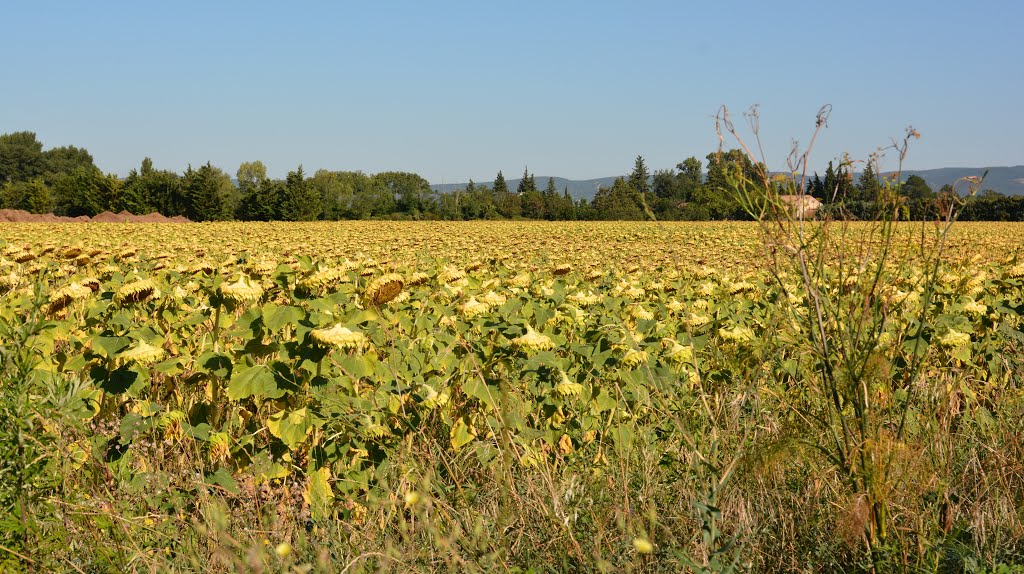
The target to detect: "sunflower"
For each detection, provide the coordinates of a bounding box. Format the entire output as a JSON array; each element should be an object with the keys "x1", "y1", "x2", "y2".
[
  {"x1": 511, "y1": 325, "x2": 554, "y2": 353},
  {"x1": 208, "y1": 432, "x2": 231, "y2": 462},
  {"x1": 310, "y1": 325, "x2": 367, "y2": 350},
  {"x1": 47, "y1": 282, "x2": 92, "y2": 311},
  {"x1": 621, "y1": 348, "x2": 649, "y2": 369},
  {"x1": 364, "y1": 273, "x2": 405, "y2": 305},
  {"x1": 115, "y1": 278, "x2": 156, "y2": 304},
  {"x1": 554, "y1": 370, "x2": 584, "y2": 397},
  {"x1": 662, "y1": 339, "x2": 694, "y2": 364},
  {"x1": 219, "y1": 274, "x2": 263, "y2": 304},
  {"x1": 937, "y1": 329, "x2": 971, "y2": 348},
  {"x1": 460, "y1": 296, "x2": 490, "y2": 319},
  {"x1": 117, "y1": 340, "x2": 166, "y2": 366}
]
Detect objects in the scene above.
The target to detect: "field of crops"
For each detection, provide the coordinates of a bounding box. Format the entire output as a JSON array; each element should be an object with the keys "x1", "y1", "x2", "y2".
[{"x1": 2, "y1": 221, "x2": 1023, "y2": 572}]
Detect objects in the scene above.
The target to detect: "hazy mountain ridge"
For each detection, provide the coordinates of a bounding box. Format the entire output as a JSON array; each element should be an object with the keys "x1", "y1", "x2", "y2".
[{"x1": 431, "y1": 166, "x2": 1024, "y2": 201}]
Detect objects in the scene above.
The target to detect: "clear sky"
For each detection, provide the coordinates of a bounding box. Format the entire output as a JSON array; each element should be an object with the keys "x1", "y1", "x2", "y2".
[{"x1": 2, "y1": 1, "x2": 1021, "y2": 182}]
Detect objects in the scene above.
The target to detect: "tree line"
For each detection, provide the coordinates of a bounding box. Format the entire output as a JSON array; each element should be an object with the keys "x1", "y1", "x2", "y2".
[{"x1": 2, "y1": 131, "x2": 1019, "y2": 222}]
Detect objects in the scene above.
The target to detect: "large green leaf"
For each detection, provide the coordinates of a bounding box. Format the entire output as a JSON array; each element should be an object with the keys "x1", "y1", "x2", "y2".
[
  {"x1": 449, "y1": 416, "x2": 476, "y2": 451},
  {"x1": 264, "y1": 304, "x2": 304, "y2": 333},
  {"x1": 92, "y1": 335, "x2": 130, "y2": 359},
  {"x1": 228, "y1": 362, "x2": 283, "y2": 401},
  {"x1": 304, "y1": 467, "x2": 334, "y2": 521},
  {"x1": 268, "y1": 407, "x2": 311, "y2": 449}
]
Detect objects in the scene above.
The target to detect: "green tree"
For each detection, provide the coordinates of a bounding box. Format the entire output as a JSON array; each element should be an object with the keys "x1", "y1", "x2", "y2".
[
  {"x1": 0, "y1": 132, "x2": 46, "y2": 184},
  {"x1": 592, "y1": 177, "x2": 645, "y2": 220},
  {"x1": 857, "y1": 162, "x2": 881, "y2": 202},
  {"x1": 651, "y1": 156, "x2": 704, "y2": 219},
  {"x1": 493, "y1": 171, "x2": 508, "y2": 195},
  {"x1": 235, "y1": 161, "x2": 271, "y2": 220},
  {"x1": 1, "y1": 179, "x2": 53, "y2": 213},
  {"x1": 373, "y1": 171, "x2": 432, "y2": 217},
  {"x1": 492, "y1": 170, "x2": 520, "y2": 218},
  {"x1": 308, "y1": 169, "x2": 349, "y2": 220},
  {"x1": 628, "y1": 155, "x2": 651, "y2": 198},
  {"x1": 541, "y1": 177, "x2": 560, "y2": 220},
  {"x1": 901, "y1": 174, "x2": 933, "y2": 200},
  {"x1": 279, "y1": 166, "x2": 321, "y2": 221},
  {"x1": 350, "y1": 176, "x2": 396, "y2": 218},
  {"x1": 180, "y1": 163, "x2": 232, "y2": 221},
  {"x1": 52, "y1": 166, "x2": 121, "y2": 216},
  {"x1": 520, "y1": 188, "x2": 544, "y2": 219},
  {"x1": 516, "y1": 167, "x2": 537, "y2": 195},
  {"x1": 237, "y1": 161, "x2": 268, "y2": 193},
  {"x1": 42, "y1": 146, "x2": 95, "y2": 185}
]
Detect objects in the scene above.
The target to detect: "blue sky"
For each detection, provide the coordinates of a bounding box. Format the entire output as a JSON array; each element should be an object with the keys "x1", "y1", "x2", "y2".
[{"x1": 2, "y1": 1, "x2": 1021, "y2": 182}]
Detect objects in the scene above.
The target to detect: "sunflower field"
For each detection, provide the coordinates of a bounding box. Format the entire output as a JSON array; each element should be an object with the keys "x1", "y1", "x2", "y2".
[{"x1": 1, "y1": 220, "x2": 1023, "y2": 572}]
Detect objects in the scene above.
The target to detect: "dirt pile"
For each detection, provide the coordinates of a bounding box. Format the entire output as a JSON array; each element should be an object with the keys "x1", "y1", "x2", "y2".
[{"x1": 0, "y1": 209, "x2": 189, "y2": 223}]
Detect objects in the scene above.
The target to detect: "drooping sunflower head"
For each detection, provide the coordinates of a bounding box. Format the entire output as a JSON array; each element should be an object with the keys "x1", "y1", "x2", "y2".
[
  {"x1": 208, "y1": 432, "x2": 232, "y2": 463},
  {"x1": 554, "y1": 370, "x2": 584, "y2": 398},
  {"x1": 47, "y1": 281, "x2": 93, "y2": 311},
  {"x1": 552, "y1": 263, "x2": 572, "y2": 276},
  {"x1": 407, "y1": 271, "x2": 430, "y2": 286},
  {"x1": 718, "y1": 325, "x2": 755, "y2": 343},
  {"x1": 511, "y1": 325, "x2": 554, "y2": 353},
  {"x1": 298, "y1": 267, "x2": 352, "y2": 295},
  {"x1": 310, "y1": 325, "x2": 368, "y2": 351},
  {"x1": 78, "y1": 277, "x2": 102, "y2": 292},
  {"x1": 159, "y1": 410, "x2": 187, "y2": 442},
  {"x1": 219, "y1": 274, "x2": 264, "y2": 305},
  {"x1": 460, "y1": 296, "x2": 490, "y2": 319},
  {"x1": 364, "y1": 273, "x2": 405, "y2": 306},
  {"x1": 117, "y1": 340, "x2": 166, "y2": 366},
  {"x1": 621, "y1": 348, "x2": 649, "y2": 369},
  {"x1": 937, "y1": 328, "x2": 971, "y2": 349},
  {"x1": 115, "y1": 278, "x2": 156, "y2": 304},
  {"x1": 662, "y1": 339, "x2": 694, "y2": 365}
]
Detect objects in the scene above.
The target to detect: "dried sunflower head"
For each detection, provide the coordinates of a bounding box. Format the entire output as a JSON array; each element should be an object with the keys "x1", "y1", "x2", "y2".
[
  {"x1": 567, "y1": 290, "x2": 600, "y2": 307},
  {"x1": 299, "y1": 267, "x2": 351, "y2": 294},
  {"x1": 460, "y1": 296, "x2": 490, "y2": 319},
  {"x1": 479, "y1": 291, "x2": 507, "y2": 307},
  {"x1": 511, "y1": 325, "x2": 553, "y2": 353},
  {"x1": 115, "y1": 278, "x2": 156, "y2": 304},
  {"x1": 437, "y1": 266, "x2": 466, "y2": 285},
  {"x1": 962, "y1": 299, "x2": 987, "y2": 317},
  {"x1": 117, "y1": 340, "x2": 166, "y2": 366},
  {"x1": 219, "y1": 274, "x2": 263, "y2": 304},
  {"x1": 364, "y1": 273, "x2": 404, "y2": 306},
  {"x1": 937, "y1": 329, "x2": 971, "y2": 348},
  {"x1": 46, "y1": 282, "x2": 93, "y2": 314},
  {"x1": 621, "y1": 348, "x2": 649, "y2": 369},
  {"x1": 554, "y1": 370, "x2": 584, "y2": 397},
  {"x1": 208, "y1": 432, "x2": 231, "y2": 462},
  {"x1": 407, "y1": 271, "x2": 430, "y2": 286},
  {"x1": 78, "y1": 277, "x2": 102, "y2": 292},
  {"x1": 159, "y1": 410, "x2": 187, "y2": 442},
  {"x1": 310, "y1": 325, "x2": 367, "y2": 350},
  {"x1": 662, "y1": 339, "x2": 694, "y2": 364}
]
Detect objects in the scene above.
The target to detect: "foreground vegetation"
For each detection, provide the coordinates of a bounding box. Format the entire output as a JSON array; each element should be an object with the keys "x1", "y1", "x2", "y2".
[{"x1": 1, "y1": 218, "x2": 1023, "y2": 572}]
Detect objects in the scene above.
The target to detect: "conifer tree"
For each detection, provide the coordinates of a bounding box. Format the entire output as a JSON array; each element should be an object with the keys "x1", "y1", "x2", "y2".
[{"x1": 493, "y1": 171, "x2": 508, "y2": 195}]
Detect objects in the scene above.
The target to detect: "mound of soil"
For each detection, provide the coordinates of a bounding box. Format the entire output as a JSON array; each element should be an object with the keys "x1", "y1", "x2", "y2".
[{"x1": 0, "y1": 209, "x2": 190, "y2": 223}]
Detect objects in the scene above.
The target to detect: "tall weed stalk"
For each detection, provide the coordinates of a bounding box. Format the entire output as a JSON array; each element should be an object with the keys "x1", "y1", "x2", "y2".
[{"x1": 715, "y1": 104, "x2": 983, "y2": 570}]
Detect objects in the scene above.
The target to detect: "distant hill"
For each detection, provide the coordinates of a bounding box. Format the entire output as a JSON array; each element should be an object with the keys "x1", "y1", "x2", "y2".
[
  {"x1": 431, "y1": 176, "x2": 619, "y2": 202},
  {"x1": 431, "y1": 166, "x2": 1024, "y2": 201},
  {"x1": 895, "y1": 166, "x2": 1024, "y2": 196}
]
